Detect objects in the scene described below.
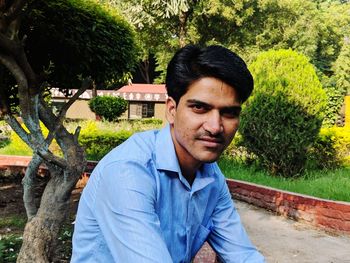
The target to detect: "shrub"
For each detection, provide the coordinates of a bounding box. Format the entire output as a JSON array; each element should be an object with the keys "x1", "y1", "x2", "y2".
[
  {"x1": 322, "y1": 85, "x2": 344, "y2": 127},
  {"x1": 308, "y1": 126, "x2": 350, "y2": 169},
  {"x1": 240, "y1": 49, "x2": 327, "y2": 176},
  {"x1": 89, "y1": 95, "x2": 128, "y2": 121},
  {"x1": 20, "y1": 0, "x2": 138, "y2": 89},
  {"x1": 346, "y1": 95, "x2": 350, "y2": 127},
  {"x1": 79, "y1": 129, "x2": 132, "y2": 160},
  {"x1": 0, "y1": 122, "x2": 62, "y2": 156}
]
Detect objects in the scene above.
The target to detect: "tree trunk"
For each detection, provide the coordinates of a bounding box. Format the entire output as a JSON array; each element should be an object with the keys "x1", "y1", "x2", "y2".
[
  {"x1": 178, "y1": 10, "x2": 189, "y2": 48},
  {"x1": 17, "y1": 163, "x2": 84, "y2": 262},
  {"x1": 139, "y1": 59, "x2": 151, "y2": 84}
]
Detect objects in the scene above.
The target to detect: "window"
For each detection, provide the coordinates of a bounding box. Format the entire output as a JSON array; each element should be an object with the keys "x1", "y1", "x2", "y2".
[
  {"x1": 129, "y1": 102, "x2": 155, "y2": 119},
  {"x1": 142, "y1": 103, "x2": 154, "y2": 118}
]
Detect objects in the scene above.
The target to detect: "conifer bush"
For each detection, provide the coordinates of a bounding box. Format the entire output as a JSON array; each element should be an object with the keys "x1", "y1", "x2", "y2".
[{"x1": 240, "y1": 49, "x2": 327, "y2": 176}]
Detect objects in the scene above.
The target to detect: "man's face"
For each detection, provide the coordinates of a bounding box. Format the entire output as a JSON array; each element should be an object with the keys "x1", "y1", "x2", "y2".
[{"x1": 166, "y1": 77, "x2": 242, "y2": 169}]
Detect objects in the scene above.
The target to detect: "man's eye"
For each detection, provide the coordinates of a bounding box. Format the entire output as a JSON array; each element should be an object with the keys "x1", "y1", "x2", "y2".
[
  {"x1": 221, "y1": 109, "x2": 241, "y2": 118},
  {"x1": 191, "y1": 104, "x2": 207, "y2": 113}
]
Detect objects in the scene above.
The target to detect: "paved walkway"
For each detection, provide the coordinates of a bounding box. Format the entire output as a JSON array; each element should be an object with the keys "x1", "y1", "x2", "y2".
[{"x1": 195, "y1": 200, "x2": 350, "y2": 263}]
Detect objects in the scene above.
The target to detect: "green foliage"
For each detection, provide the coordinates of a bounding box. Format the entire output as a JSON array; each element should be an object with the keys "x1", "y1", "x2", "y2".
[
  {"x1": 308, "y1": 126, "x2": 350, "y2": 169},
  {"x1": 240, "y1": 49, "x2": 327, "y2": 177},
  {"x1": 322, "y1": 84, "x2": 344, "y2": 127},
  {"x1": 20, "y1": 0, "x2": 138, "y2": 89},
  {"x1": 332, "y1": 40, "x2": 350, "y2": 95},
  {"x1": 133, "y1": 118, "x2": 163, "y2": 125},
  {"x1": 0, "y1": 120, "x2": 163, "y2": 159},
  {"x1": 0, "y1": 129, "x2": 32, "y2": 156},
  {"x1": 79, "y1": 127, "x2": 132, "y2": 160},
  {"x1": 0, "y1": 122, "x2": 63, "y2": 156},
  {"x1": 88, "y1": 95, "x2": 128, "y2": 121},
  {"x1": 109, "y1": 0, "x2": 350, "y2": 84},
  {"x1": 0, "y1": 235, "x2": 22, "y2": 263},
  {"x1": 0, "y1": 121, "x2": 10, "y2": 148}
]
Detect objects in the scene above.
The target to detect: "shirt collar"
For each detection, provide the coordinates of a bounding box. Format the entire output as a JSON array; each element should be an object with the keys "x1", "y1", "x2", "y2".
[
  {"x1": 155, "y1": 124, "x2": 182, "y2": 173},
  {"x1": 155, "y1": 124, "x2": 215, "y2": 191}
]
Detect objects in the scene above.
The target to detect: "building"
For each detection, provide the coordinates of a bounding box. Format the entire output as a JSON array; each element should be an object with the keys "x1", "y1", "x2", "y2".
[{"x1": 51, "y1": 84, "x2": 167, "y2": 122}]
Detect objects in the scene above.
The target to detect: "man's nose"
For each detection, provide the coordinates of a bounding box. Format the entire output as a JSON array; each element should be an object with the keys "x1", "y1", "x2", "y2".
[{"x1": 203, "y1": 111, "x2": 223, "y2": 135}]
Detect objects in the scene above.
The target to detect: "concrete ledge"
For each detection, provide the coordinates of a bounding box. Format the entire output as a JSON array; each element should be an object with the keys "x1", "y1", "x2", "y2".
[
  {"x1": 1, "y1": 155, "x2": 350, "y2": 235},
  {"x1": 227, "y1": 179, "x2": 350, "y2": 235}
]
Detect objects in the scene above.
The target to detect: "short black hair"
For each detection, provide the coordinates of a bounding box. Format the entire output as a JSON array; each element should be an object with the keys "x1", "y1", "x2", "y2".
[{"x1": 165, "y1": 45, "x2": 253, "y2": 104}]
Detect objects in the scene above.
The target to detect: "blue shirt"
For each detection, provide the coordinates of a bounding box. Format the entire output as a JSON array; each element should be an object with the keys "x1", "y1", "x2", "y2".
[{"x1": 71, "y1": 125, "x2": 265, "y2": 263}]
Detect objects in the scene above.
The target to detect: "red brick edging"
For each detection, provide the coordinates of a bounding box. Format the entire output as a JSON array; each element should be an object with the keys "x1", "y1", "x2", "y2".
[
  {"x1": 227, "y1": 179, "x2": 350, "y2": 235},
  {"x1": 1, "y1": 155, "x2": 350, "y2": 235}
]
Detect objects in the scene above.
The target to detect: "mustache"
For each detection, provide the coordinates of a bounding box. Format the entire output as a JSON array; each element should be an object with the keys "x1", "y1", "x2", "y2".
[{"x1": 196, "y1": 132, "x2": 225, "y2": 143}]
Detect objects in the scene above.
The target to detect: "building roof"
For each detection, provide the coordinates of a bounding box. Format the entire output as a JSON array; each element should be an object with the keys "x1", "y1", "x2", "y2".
[
  {"x1": 51, "y1": 83, "x2": 167, "y2": 102},
  {"x1": 118, "y1": 84, "x2": 166, "y2": 94}
]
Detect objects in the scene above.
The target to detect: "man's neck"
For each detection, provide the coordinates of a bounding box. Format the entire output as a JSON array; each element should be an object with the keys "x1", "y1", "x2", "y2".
[{"x1": 181, "y1": 166, "x2": 198, "y2": 186}]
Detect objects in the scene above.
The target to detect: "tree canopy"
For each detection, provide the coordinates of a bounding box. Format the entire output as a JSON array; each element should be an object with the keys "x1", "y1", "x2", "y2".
[{"x1": 105, "y1": 0, "x2": 350, "y2": 88}]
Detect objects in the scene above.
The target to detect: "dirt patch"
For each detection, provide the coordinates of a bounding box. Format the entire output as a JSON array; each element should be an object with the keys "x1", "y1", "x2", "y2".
[{"x1": 0, "y1": 181, "x2": 81, "y2": 220}]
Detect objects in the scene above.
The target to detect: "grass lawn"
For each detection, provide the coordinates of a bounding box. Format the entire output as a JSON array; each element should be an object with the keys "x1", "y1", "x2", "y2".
[{"x1": 219, "y1": 157, "x2": 350, "y2": 202}]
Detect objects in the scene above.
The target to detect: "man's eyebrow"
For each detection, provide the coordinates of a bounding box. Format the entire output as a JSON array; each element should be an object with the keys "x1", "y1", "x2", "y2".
[
  {"x1": 186, "y1": 99, "x2": 210, "y2": 107},
  {"x1": 186, "y1": 99, "x2": 242, "y2": 110}
]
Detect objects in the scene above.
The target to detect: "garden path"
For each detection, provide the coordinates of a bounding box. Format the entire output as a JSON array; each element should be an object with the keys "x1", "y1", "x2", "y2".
[{"x1": 195, "y1": 200, "x2": 350, "y2": 263}]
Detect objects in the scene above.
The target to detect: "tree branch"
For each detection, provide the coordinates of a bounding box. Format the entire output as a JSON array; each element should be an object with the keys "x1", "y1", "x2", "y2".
[
  {"x1": 0, "y1": 51, "x2": 27, "y2": 89},
  {"x1": 36, "y1": 149, "x2": 67, "y2": 169},
  {"x1": 3, "y1": 0, "x2": 26, "y2": 23},
  {"x1": 3, "y1": 113, "x2": 31, "y2": 145},
  {"x1": 22, "y1": 153, "x2": 42, "y2": 220},
  {"x1": 57, "y1": 77, "x2": 93, "y2": 122}
]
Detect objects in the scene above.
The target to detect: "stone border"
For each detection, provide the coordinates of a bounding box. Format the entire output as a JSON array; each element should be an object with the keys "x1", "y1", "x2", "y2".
[
  {"x1": 1, "y1": 155, "x2": 350, "y2": 235},
  {"x1": 227, "y1": 179, "x2": 350, "y2": 235}
]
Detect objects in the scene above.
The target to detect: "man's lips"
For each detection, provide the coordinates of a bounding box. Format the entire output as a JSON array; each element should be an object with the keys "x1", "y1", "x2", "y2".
[{"x1": 197, "y1": 136, "x2": 224, "y2": 147}]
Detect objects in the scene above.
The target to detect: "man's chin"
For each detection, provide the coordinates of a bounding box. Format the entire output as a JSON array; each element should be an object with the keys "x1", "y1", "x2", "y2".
[{"x1": 198, "y1": 154, "x2": 221, "y2": 164}]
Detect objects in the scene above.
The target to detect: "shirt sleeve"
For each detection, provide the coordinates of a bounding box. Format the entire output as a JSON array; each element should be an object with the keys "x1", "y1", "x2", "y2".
[
  {"x1": 93, "y1": 160, "x2": 173, "y2": 263},
  {"x1": 207, "y1": 180, "x2": 265, "y2": 263}
]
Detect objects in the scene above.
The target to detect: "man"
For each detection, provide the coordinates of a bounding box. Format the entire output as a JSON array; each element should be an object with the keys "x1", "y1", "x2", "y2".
[{"x1": 71, "y1": 45, "x2": 265, "y2": 263}]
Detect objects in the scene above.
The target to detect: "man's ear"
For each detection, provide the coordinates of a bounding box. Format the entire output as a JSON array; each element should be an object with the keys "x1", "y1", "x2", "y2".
[{"x1": 165, "y1": 97, "x2": 177, "y2": 124}]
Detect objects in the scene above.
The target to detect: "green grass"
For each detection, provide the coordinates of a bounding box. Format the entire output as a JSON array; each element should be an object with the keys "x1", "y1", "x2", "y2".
[
  {"x1": 0, "y1": 216, "x2": 26, "y2": 229},
  {"x1": 0, "y1": 234, "x2": 23, "y2": 263},
  {"x1": 0, "y1": 145, "x2": 32, "y2": 156},
  {"x1": 218, "y1": 157, "x2": 350, "y2": 202}
]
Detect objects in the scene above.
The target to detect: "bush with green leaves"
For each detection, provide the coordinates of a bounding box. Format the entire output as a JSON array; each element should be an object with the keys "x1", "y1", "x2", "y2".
[
  {"x1": 240, "y1": 49, "x2": 327, "y2": 176},
  {"x1": 79, "y1": 129, "x2": 132, "y2": 160},
  {"x1": 20, "y1": 0, "x2": 138, "y2": 89},
  {"x1": 308, "y1": 126, "x2": 350, "y2": 169},
  {"x1": 89, "y1": 95, "x2": 128, "y2": 121}
]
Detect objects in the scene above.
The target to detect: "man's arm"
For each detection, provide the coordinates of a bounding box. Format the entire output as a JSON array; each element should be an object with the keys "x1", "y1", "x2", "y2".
[
  {"x1": 94, "y1": 160, "x2": 173, "y2": 262},
  {"x1": 207, "y1": 181, "x2": 265, "y2": 263}
]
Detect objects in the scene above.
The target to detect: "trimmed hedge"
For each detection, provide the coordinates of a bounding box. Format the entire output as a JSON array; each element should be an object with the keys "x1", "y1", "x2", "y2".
[
  {"x1": 89, "y1": 95, "x2": 128, "y2": 121},
  {"x1": 21, "y1": 0, "x2": 138, "y2": 88},
  {"x1": 240, "y1": 49, "x2": 327, "y2": 176},
  {"x1": 79, "y1": 130, "x2": 132, "y2": 160}
]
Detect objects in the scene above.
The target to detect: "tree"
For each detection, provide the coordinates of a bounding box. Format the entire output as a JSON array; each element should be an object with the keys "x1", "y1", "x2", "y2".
[
  {"x1": 101, "y1": 0, "x2": 200, "y2": 83},
  {"x1": 107, "y1": 0, "x2": 349, "y2": 83},
  {"x1": 0, "y1": 0, "x2": 137, "y2": 261},
  {"x1": 332, "y1": 38, "x2": 350, "y2": 95}
]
